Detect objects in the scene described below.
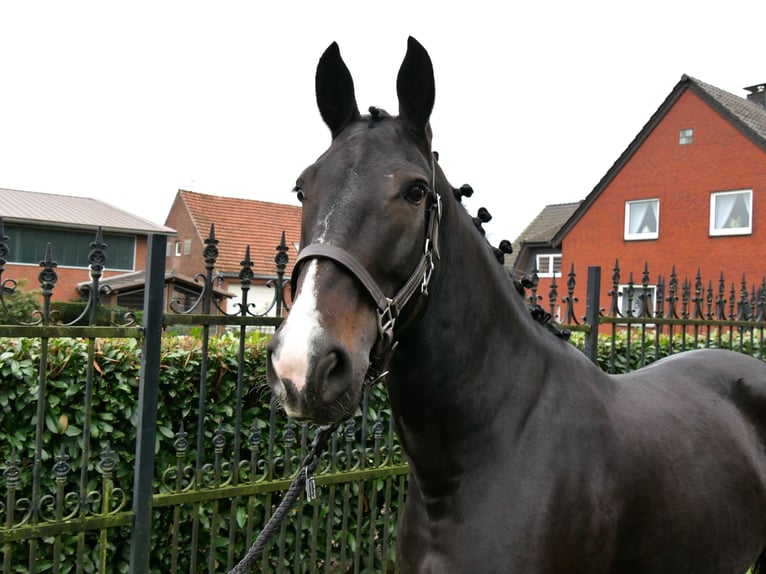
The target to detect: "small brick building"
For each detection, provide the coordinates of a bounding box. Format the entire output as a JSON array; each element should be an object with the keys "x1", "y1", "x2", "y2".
[{"x1": 164, "y1": 189, "x2": 302, "y2": 316}]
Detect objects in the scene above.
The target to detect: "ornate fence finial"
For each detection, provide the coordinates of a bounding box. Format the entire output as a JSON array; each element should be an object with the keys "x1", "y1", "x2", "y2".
[
  {"x1": 204, "y1": 224, "x2": 219, "y2": 268},
  {"x1": 691, "y1": 269, "x2": 704, "y2": 320},
  {"x1": 608, "y1": 258, "x2": 621, "y2": 317},
  {"x1": 738, "y1": 273, "x2": 751, "y2": 321},
  {"x1": 639, "y1": 263, "x2": 652, "y2": 318},
  {"x1": 38, "y1": 243, "x2": 58, "y2": 324},
  {"x1": 239, "y1": 246, "x2": 254, "y2": 288},
  {"x1": 562, "y1": 262, "x2": 579, "y2": 325},
  {"x1": 654, "y1": 275, "x2": 665, "y2": 322},
  {"x1": 716, "y1": 272, "x2": 727, "y2": 320},
  {"x1": 275, "y1": 231, "x2": 290, "y2": 316},
  {"x1": 666, "y1": 265, "x2": 678, "y2": 319}
]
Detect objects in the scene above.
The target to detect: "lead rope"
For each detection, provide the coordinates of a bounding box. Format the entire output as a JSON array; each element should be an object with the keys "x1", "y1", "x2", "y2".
[
  {"x1": 228, "y1": 423, "x2": 337, "y2": 574},
  {"x1": 229, "y1": 353, "x2": 395, "y2": 573}
]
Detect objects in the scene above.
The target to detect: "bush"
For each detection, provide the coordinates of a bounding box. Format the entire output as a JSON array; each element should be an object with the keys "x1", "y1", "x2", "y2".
[{"x1": 0, "y1": 330, "x2": 399, "y2": 572}]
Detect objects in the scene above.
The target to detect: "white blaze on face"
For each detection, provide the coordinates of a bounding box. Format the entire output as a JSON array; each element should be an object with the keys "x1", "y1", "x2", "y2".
[{"x1": 270, "y1": 260, "x2": 324, "y2": 392}]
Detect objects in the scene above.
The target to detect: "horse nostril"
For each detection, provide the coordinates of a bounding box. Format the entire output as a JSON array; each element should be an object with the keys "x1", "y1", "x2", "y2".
[{"x1": 316, "y1": 349, "x2": 351, "y2": 403}]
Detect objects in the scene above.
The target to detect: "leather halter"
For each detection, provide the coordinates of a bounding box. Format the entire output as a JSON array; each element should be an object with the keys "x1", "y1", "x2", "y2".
[{"x1": 290, "y1": 187, "x2": 442, "y2": 383}]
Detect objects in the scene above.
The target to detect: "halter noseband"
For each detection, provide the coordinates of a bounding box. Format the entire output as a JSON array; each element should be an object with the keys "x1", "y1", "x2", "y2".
[{"x1": 290, "y1": 186, "x2": 442, "y2": 384}]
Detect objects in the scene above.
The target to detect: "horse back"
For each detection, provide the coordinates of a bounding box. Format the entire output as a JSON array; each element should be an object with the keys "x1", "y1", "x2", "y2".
[{"x1": 605, "y1": 348, "x2": 766, "y2": 572}]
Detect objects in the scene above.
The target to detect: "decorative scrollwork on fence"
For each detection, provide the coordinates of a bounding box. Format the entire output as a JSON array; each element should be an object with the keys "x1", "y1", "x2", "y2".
[{"x1": 167, "y1": 224, "x2": 291, "y2": 319}]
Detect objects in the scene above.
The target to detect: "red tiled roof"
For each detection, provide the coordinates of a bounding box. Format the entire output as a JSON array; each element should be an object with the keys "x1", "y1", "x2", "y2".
[{"x1": 177, "y1": 189, "x2": 302, "y2": 277}]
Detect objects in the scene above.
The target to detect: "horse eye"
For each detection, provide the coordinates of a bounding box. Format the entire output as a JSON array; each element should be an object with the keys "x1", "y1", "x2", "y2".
[
  {"x1": 293, "y1": 186, "x2": 306, "y2": 203},
  {"x1": 402, "y1": 184, "x2": 427, "y2": 205}
]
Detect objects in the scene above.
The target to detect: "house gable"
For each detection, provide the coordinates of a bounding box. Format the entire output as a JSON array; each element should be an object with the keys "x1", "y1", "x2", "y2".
[
  {"x1": 549, "y1": 76, "x2": 766, "y2": 321},
  {"x1": 554, "y1": 76, "x2": 766, "y2": 248}
]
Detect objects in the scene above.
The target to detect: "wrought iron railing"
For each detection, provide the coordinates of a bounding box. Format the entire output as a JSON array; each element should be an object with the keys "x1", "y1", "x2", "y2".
[
  {"x1": 520, "y1": 258, "x2": 766, "y2": 371},
  {"x1": 0, "y1": 219, "x2": 407, "y2": 573}
]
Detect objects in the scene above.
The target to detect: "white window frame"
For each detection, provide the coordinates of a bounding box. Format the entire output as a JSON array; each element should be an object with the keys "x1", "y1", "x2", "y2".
[
  {"x1": 624, "y1": 199, "x2": 659, "y2": 240},
  {"x1": 679, "y1": 128, "x2": 694, "y2": 145},
  {"x1": 536, "y1": 253, "x2": 562, "y2": 278},
  {"x1": 174, "y1": 240, "x2": 182, "y2": 256},
  {"x1": 709, "y1": 189, "x2": 752, "y2": 236}
]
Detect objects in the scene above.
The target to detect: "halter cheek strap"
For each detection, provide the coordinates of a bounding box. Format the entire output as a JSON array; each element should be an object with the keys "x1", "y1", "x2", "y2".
[{"x1": 289, "y1": 190, "x2": 442, "y2": 384}]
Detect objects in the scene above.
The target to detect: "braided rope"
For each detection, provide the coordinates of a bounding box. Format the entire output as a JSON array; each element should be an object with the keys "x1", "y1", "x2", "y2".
[{"x1": 229, "y1": 424, "x2": 337, "y2": 574}]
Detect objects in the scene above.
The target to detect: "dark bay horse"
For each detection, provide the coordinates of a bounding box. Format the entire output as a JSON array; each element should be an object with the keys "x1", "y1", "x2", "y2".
[{"x1": 266, "y1": 37, "x2": 766, "y2": 573}]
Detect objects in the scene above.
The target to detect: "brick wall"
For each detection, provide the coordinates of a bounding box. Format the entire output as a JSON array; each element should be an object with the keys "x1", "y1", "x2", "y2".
[{"x1": 562, "y1": 89, "x2": 766, "y2": 319}]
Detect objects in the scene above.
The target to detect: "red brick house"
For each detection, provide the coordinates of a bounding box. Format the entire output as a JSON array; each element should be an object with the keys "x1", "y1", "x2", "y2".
[
  {"x1": 164, "y1": 189, "x2": 302, "y2": 316},
  {"x1": 548, "y1": 77, "x2": 766, "y2": 320},
  {"x1": 0, "y1": 187, "x2": 175, "y2": 305}
]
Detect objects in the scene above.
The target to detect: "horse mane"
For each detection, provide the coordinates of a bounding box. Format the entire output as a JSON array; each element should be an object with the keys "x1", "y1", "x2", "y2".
[
  {"x1": 441, "y1": 161, "x2": 571, "y2": 341},
  {"x1": 357, "y1": 113, "x2": 570, "y2": 342},
  {"x1": 367, "y1": 106, "x2": 391, "y2": 127}
]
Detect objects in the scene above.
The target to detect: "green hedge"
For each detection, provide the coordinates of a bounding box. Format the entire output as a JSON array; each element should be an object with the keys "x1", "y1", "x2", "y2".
[
  {"x1": 568, "y1": 327, "x2": 765, "y2": 373},
  {"x1": 0, "y1": 331, "x2": 397, "y2": 572},
  {"x1": 2, "y1": 328, "x2": 763, "y2": 571}
]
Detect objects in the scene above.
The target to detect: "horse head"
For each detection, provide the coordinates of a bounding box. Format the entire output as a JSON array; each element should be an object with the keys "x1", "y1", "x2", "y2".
[{"x1": 266, "y1": 37, "x2": 440, "y2": 424}]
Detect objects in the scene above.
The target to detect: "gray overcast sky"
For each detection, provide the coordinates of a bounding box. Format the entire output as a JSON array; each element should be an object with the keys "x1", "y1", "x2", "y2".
[{"x1": 2, "y1": 1, "x2": 765, "y2": 247}]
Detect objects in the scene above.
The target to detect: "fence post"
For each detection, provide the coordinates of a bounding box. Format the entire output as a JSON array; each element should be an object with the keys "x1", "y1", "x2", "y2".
[
  {"x1": 583, "y1": 266, "x2": 601, "y2": 364},
  {"x1": 130, "y1": 233, "x2": 168, "y2": 573}
]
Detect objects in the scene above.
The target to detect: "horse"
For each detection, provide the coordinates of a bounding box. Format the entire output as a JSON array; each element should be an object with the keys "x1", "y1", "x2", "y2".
[{"x1": 265, "y1": 37, "x2": 766, "y2": 573}]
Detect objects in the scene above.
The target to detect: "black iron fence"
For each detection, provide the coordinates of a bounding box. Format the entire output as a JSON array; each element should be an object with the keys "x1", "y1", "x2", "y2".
[
  {"x1": 524, "y1": 260, "x2": 766, "y2": 371},
  {"x1": 2, "y1": 215, "x2": 766, "y2": 573},
  {"x1": 0, "y1": 221, "x2": 405, "y2": 573}
]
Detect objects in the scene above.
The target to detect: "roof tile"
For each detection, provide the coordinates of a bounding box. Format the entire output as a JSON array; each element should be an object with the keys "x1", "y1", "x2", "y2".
[{"x1": 177, "y1": 189, "x2": 302, "y2": 277}]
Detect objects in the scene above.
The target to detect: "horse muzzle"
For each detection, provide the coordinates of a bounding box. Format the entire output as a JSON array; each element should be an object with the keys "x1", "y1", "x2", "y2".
[{"x1": 266, "y1": 259, "x2": 378, "y2": 424}]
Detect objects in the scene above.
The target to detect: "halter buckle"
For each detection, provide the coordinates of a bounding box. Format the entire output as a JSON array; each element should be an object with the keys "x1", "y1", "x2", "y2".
[
  {"x1": 377, "y1": 299, "x2": 398, "y2": 338},
  {"x1": 421, "y1": 250, "x2": 435, "y2": 295}
]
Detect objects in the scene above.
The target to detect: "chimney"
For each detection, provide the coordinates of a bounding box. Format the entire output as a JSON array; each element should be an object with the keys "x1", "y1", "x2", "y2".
[{"x1": 744, "y1": 83, "x2": 766, "y2": 108}]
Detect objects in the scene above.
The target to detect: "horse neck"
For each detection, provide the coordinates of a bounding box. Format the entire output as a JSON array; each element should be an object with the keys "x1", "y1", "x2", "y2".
[{"x1": 386, "y1": 187, "x2": 557, "y2": 470}]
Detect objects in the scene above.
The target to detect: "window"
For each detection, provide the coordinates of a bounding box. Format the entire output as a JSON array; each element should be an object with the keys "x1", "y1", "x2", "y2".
[
  {"x1": 619, "y1": 283, "x2": 657, "y2": 318},
  {"x1": 679, "y1": 128, "x2": 694, "y2": 145},
  {"x1": 174, "y1": 240, "x2": 182, "y2": 256},
  {"x1": 4, "y1": 225, "x2": 135, "y2": 270},
  {"x1": 710, "y1": 189, "x2": 752, "y2": 236},
  {"x1": 536, "y1": 254, "x2": 562, "y2": 278},
  {"x1": 624, "y1": 199, "x2": 659, "y2": 240}
]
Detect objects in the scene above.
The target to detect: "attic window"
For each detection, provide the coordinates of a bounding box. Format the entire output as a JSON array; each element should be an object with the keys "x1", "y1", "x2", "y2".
[{"x1": 679, "y1": 128, "x2": 693, "y2": 145}]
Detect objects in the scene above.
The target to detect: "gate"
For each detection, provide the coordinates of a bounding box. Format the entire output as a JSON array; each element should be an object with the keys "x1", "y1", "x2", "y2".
[{"x1": 0, "y1": 222, "x2": 407, "y2": 573}]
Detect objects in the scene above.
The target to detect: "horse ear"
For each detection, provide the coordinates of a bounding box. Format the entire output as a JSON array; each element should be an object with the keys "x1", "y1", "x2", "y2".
[
  {"x1": 315, "y1": 42, "x2": 361, "y2": 139},
  {"x1": 396, "y1": 36, "x2": 435, "y2": 143}
]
